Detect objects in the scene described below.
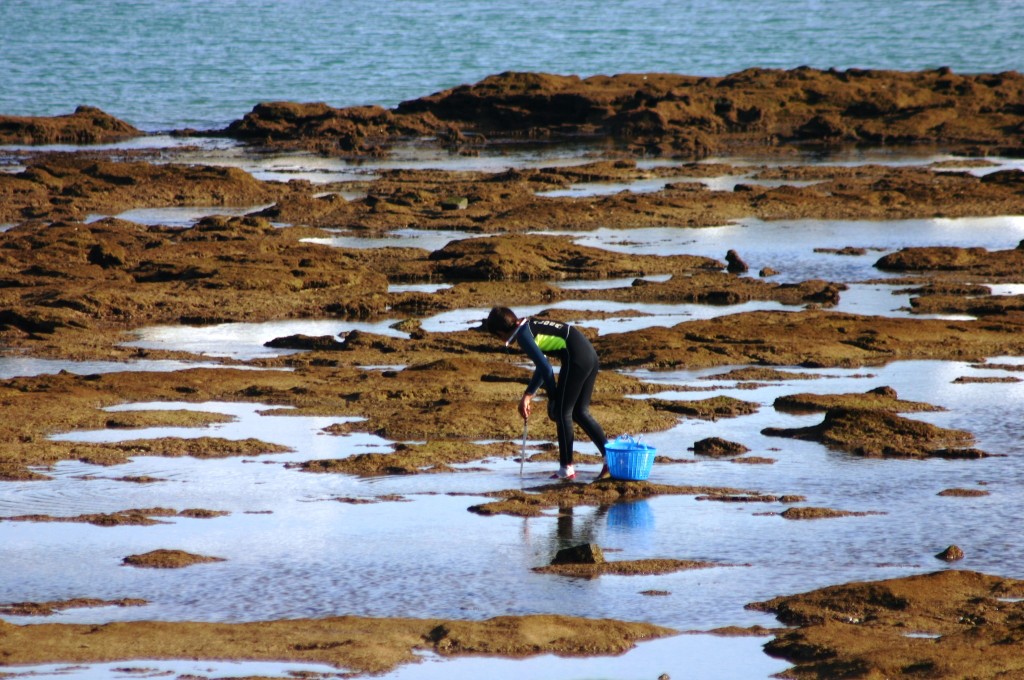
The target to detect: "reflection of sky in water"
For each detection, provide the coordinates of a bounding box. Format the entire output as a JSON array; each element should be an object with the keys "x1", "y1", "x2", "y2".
[
  {"x1": 988, "y1": 284, "x2": 1024, "y2": 296},
  {"x1": 124, "y1": 319, "x2": 407, "y2": 359},
  {"x1": 0, "y1": 357, "x2": 261, "y2": 380},
  {"x1": 553, "y1": 215, "x2": 1024, "y2": 284},
  {"x1": 388, "y1": 282, "x2": 453, "y2": 293},
  {"x1": 303, "y1": 228, "x2": 479, "y2": 251},
  {"x1": 1, "y1": 635, "x2": 787, "y2": 680},
  {"x1": 4, "y1": 359, "x2": 1024, "y2": 643},
  {"x1": 298, "y1": 216, "x2": 1024, "y2": 288},
  {"x1": 1, "y1": 660, "x2": 347, "y2": 680},
  {"x1": 7, "y1": 145, "x2": 1024, "y2": 679},
  {"x1": 536, "y1": 175, "x2": 821, "y2": 197},
  {"x1": 697, "y1": 151, "x2": 1024, "y2": 175},
  {"x1": 553, "y1": 274, "x2": 672, "y2": 290},
  {"x1": 418, "y1": 299, "x2": 792, "y2": 335},
  {"x1": 168, "y1": 143, "x2": 600, "y2": 183},
  {"x1": 0, "y1": 135, "x2": 237, "y2": 154},
  {"x1": 85, "y1": 203, "x2": 275, "y2": 227}
]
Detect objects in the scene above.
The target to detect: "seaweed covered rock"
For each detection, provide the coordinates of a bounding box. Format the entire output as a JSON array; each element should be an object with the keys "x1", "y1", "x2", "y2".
[
  {"x1": 762, "y1": 407, "x2": 983, "y2": 458},
  {"x1": 0, "y1": 106, "x2": 141, "y2": 145},
  {"x1": 749, "y1": 570, "x2": 1024, "y2": 679}
]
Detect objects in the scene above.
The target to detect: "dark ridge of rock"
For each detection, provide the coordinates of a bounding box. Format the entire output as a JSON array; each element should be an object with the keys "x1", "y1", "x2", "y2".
[
  {"x1": 219, "y1": 69, "x2": 1024, "y2": 158},
  {"x1": 650, "y1": 396, "x2": 759, "y2": 420},
  {"x1": 772, "y1": 387, "x2": 942, "y2": 414},
  {"x1": 0, "y1": 106, "x2": 142, "y2": 145},
  {"x1": 264, "y1": 334, "x2": 346, "y2": 351},
  {"x1": 425, "y1": 233, "x2": 721, "y2": 282},
  {"x1": 876, "y1": 244, "x2": 1024, "y2": 276}
]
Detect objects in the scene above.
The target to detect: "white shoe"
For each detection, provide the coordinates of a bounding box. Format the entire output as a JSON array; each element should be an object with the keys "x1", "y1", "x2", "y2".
[{"x1": 550, "y1": 465, "x2": 576, "y2": 480}]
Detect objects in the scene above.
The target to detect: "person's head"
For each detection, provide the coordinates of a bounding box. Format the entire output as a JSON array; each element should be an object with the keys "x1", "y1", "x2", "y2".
[{"x1": 486, "y1": 306, "x2": 519, "y2": 340}]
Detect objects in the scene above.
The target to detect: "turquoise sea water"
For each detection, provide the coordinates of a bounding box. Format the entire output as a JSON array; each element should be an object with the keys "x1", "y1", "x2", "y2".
[{"x1": 2, "y1": 0, "x2": 1022, "y2": 131}]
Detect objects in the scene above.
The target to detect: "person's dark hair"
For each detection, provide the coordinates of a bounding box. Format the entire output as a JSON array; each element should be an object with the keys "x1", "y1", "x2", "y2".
[{"x1": 486, "y1": 306, "x2": 519, "y2": 337}]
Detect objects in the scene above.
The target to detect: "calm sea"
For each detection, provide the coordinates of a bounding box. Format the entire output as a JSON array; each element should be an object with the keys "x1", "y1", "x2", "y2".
[{"x1": 2, "y1": 0, "x2": 1023, "y2": 132}]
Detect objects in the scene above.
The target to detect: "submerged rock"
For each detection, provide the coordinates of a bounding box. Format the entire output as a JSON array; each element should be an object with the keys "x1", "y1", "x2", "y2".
[
  {"x1": 122, "y1": 549, "x2": 225, "y2": 569},
  {"x1": 534, "y1": 558, "x2": 718, "y2": 579},
  {"x1": 936, "y1": 545, "x2": 965, "y2": 561}
]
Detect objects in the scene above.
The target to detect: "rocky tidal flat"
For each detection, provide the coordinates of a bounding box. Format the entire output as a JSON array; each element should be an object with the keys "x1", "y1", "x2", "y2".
[{"x1": 3, "y1": 68, "x2": 1024, "y2": 678}]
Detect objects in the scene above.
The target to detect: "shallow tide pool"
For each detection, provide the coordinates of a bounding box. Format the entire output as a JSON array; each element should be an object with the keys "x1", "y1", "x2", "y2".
[{"x1": 5, "y1": 148, "x2": 1024, "y2": 678}]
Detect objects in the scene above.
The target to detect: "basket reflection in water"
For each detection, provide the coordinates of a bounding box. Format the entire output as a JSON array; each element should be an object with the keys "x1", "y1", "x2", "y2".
[
  {"x1": 607, "y1": 500, "x2": 655, "y2": 532},
  {"x1": 606, "y1": 435, "x2": 656, "y2": 480}
]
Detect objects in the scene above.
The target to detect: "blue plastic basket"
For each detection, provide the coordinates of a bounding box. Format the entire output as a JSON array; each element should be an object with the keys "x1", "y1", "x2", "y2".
[{"x1": 605, "y1": 435, "x2": 656, "y2": 481}]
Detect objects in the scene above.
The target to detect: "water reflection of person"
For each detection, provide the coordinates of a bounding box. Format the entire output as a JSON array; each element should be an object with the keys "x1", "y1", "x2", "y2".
[
  {"x1": 554, "y1": 504, "x2": 610, "y2": 551},
  {"x1": 485, "y1": 306, "x2": 609, "y2": 482}
]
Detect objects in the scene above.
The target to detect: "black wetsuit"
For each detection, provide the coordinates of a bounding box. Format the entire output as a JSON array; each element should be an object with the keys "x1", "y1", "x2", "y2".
[{"x1": 508, "y1": 318, "x2": 607, "y2": 467}]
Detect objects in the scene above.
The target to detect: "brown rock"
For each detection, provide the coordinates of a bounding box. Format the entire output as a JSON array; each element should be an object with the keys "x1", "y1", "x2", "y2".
[
  {"x1": 0, "y1": 106, "x2": 141, "y2": 145},
  {"x1": 725, "y1": 249, "x2": 749, "y2": 273},
  {"x1": 535, "y1": 558, "x2": 717, "y2": 578},
  {"x1": 122, "y1": 549, "x2": 225, "y2": 569},
  {"x1": 762, "y1": 407, "x2": 980, "y2": 458},
  {"x1": 692, "y1": 437, "x2": 750, "y2": 457},
  {"x1": 780, "y1": 507, "x2": 881, "y2": 520},
  {"x1": 552, "y1": 543, "x2": 605, "y2": 565},
  {"x1": 749, "y1": 570, "x2": 1024, "y2": 678},
  {"x1": 937, "y1": 545, "x2": 965, "y2": 561}
]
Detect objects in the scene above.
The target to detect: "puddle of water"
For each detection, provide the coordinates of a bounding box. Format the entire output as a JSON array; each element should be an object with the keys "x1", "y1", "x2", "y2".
[
  {"x1": 85, "y1": 203, "x2": 276, "y2": 227},
  {"x1": 123, "y1": 319, "x2": 407, "y2": 359},
  {"x1": 0, "y1": 635, "x2": 786, "y2": 680},
  {"x1": 418, "y1": 299, "x2": 793, "y2": 336},
  {"x1": 303, "y1": 228, "x2": 480, "y2": 251},
  {"x1": 554, "y1": 274, "x2": 672, "y2": 290},
  {"x1": 697, "y1": 150, "x2": 1024, "y2": 175},
  {"x1": 536, "y1": 175, "x2": 822, "y2": 198},
  {"x1": 0, "y1": 356, "x2": 258, "y2": 380},
  {"x1": 0, "y1": 135, "x2": 237, "y2": 154},
  {"x1": 988, "y1": 284, "x2": 1024, "y2": 296},
  {"x1": 389, "y1": 283, "x2": 453, "y2": 293},
  {"x1": 382, "y1": 635, "x2": 788, "y2": 680},
  {"x1": 7, "y1": 146, "x2": 1024, "y2": 678},
  {"x1": 171, "y1": 142, "x2": 602, "y2": 184},
  {"x1": 4, "y1": 357, "x2": 1024, "y2": 677},
  {"x1": 0, "y1": 659, "x2": 346, "y2": 679},
  {"x1": 554, "y1": 215, "x2": 1024, "y2": 284}
]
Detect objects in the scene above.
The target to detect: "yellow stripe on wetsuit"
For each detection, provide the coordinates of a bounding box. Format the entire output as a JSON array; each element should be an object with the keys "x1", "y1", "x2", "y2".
[{"x1": 534, "y1": 333, "x2": 568, "y2": 353}]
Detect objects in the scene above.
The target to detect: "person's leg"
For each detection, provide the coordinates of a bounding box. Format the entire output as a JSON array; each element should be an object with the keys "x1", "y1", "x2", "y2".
[
  {"x1": 571, "y1": 359, "x2": 606, "y2": 456},
  {"x1": 552, "y1": 360, "x2": 579, "y2": 470}
]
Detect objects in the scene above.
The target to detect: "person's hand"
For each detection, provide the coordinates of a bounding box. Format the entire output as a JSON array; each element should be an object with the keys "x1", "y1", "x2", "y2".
[{"x1": 518, "y1": 393, "x2": 533, "y2": 421}]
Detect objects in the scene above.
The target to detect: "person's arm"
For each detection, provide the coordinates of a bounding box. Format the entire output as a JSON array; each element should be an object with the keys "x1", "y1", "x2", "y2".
[{"x1": 516, "y1": 324, "x2": 556, "y2": 419}]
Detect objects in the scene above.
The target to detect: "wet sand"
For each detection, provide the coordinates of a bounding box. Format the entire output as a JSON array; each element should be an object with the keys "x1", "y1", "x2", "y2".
[{"x1": 2, "y1": 68, "x2": 1024, "y2": 678}]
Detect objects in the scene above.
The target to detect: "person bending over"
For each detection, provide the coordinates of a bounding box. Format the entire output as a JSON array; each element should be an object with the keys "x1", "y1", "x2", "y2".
[{"x1": 486, "y1": 306, "x2": 608, "y2": 481}]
